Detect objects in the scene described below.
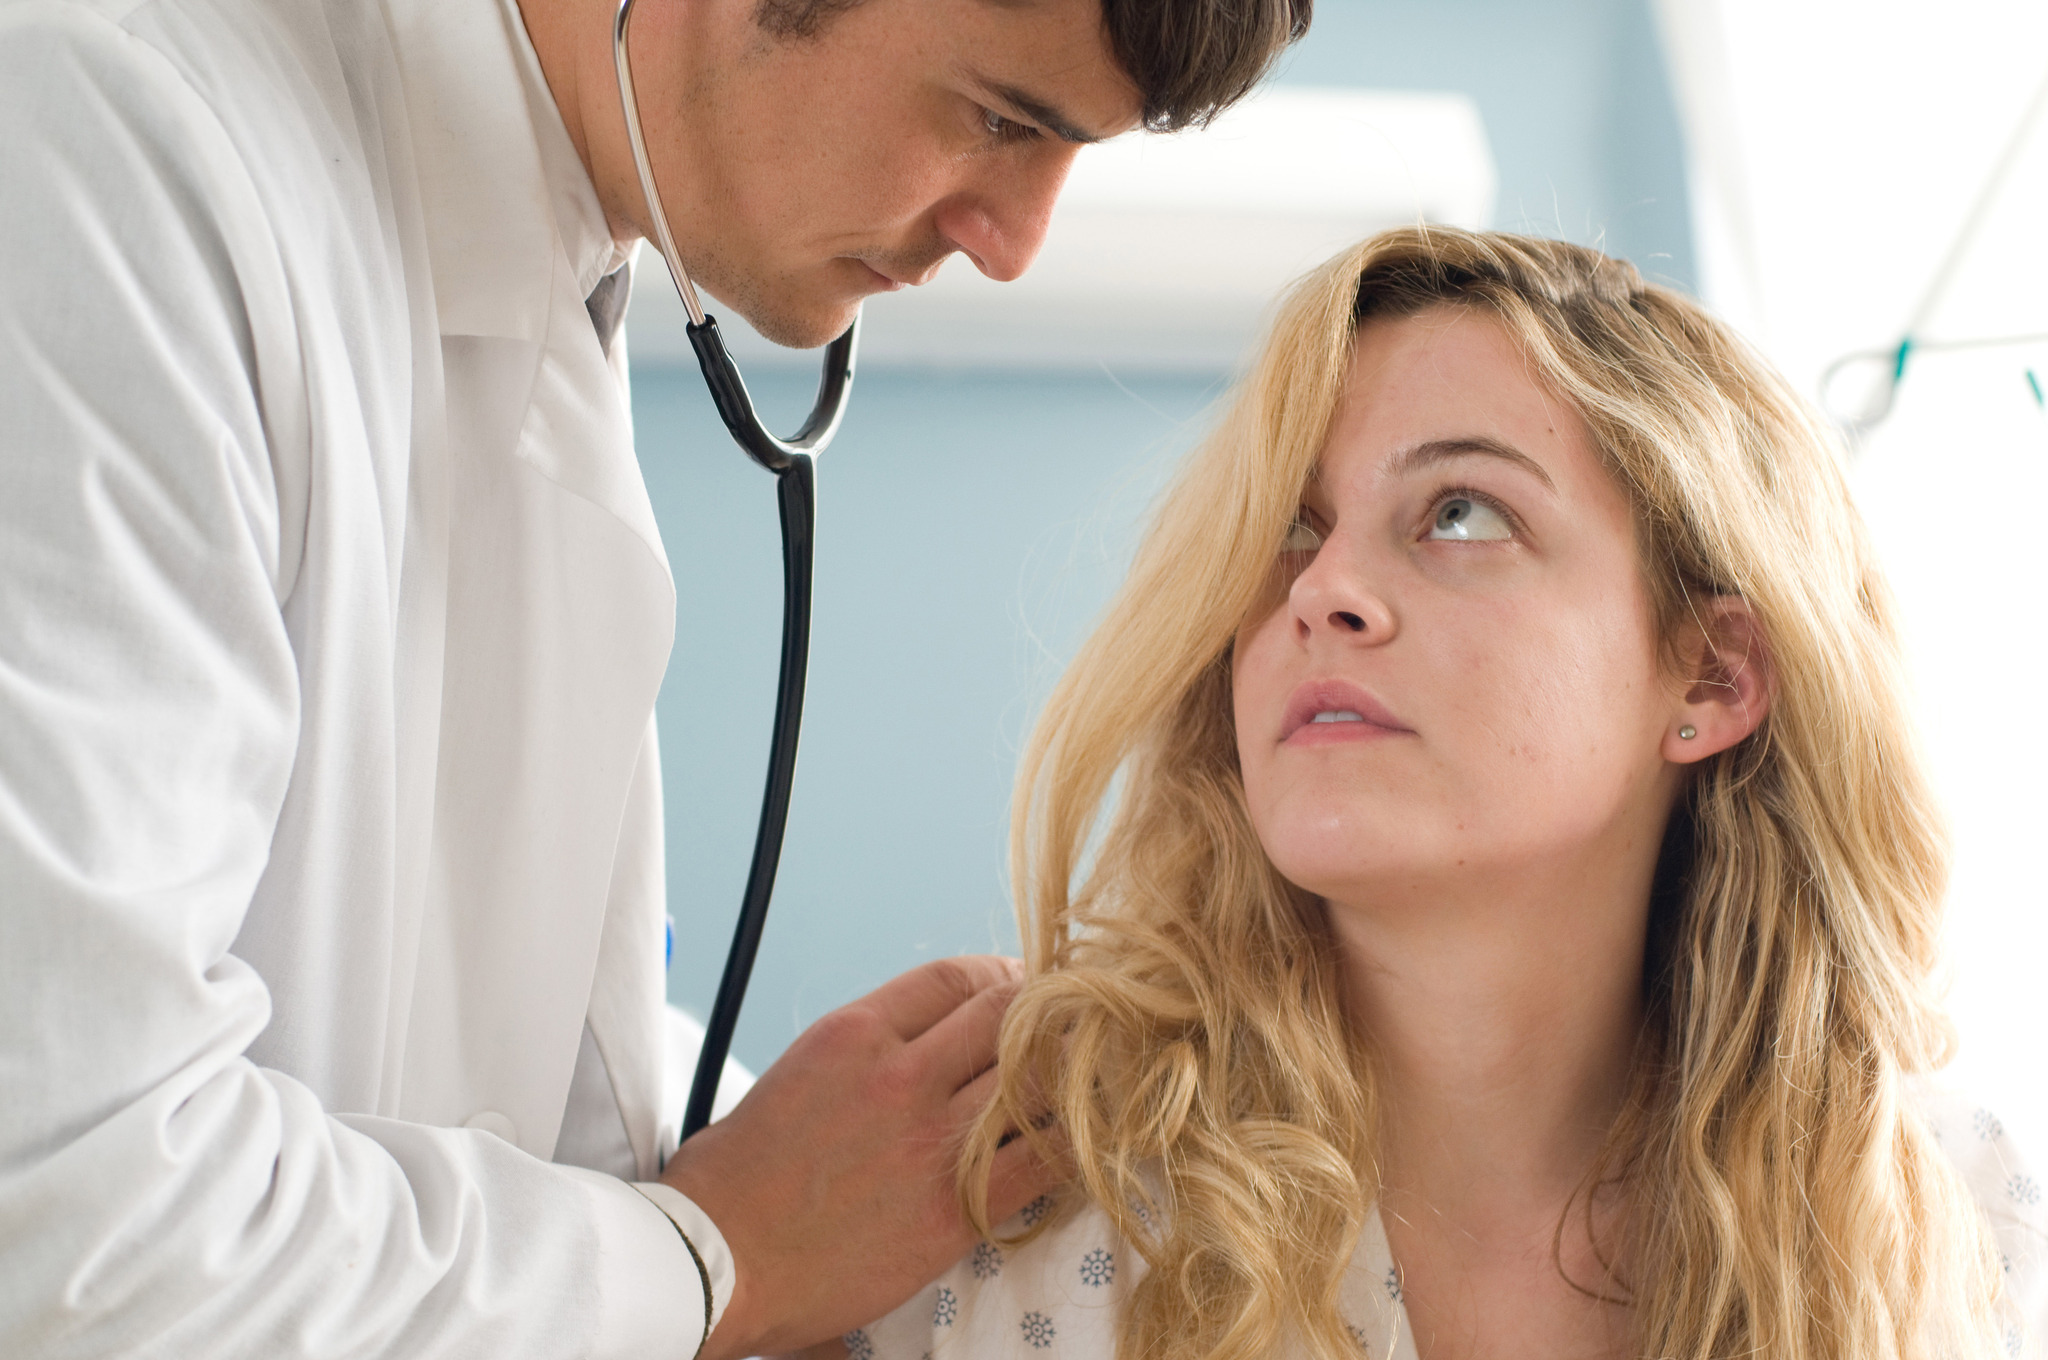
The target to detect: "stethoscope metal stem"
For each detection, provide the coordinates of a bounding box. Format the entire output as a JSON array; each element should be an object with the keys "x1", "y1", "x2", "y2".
[
  {"x1": 613, "y1": 0, "x2": 705, "y2": 327},
  {"x1": 613, "y1": 0, "x2": 859, "y2": 473},
  {"x1": 614, "y1": 0, "x2": 860, "y2": 1142}
]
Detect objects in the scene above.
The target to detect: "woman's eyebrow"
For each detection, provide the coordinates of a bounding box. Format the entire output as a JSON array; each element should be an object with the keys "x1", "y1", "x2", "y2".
[{"x1": 1390, "y1": 436, "x2": 1556, "y2": 490}]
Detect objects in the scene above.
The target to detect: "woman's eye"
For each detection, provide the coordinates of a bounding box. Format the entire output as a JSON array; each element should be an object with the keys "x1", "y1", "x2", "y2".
[
  {"x1": 1427, "y1": 496, "x2": 1513, "y2": 541},
  {"x1": 1281, "y1": 517, "x2": 1324, "y2": 555}
]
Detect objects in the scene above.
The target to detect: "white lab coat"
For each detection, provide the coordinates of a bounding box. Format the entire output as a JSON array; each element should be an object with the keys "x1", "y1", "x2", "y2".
[{"x1": 0, "y1": 0, "x2": 716, "y2": 1353}]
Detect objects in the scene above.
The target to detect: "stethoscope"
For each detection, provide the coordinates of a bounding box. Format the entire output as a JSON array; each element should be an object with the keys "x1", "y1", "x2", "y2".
[{"x1": 613, "y1": 0, "x2": 861, "y2": 1142}]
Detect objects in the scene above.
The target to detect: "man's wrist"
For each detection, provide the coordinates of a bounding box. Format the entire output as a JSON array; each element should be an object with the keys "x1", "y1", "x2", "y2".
[{"x1": 631, "y1": 1181, "x2": 737, "y2": 1357}]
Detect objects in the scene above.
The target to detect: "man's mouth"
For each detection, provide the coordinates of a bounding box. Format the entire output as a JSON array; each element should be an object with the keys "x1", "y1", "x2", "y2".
[
  {"x1": 849, "y1": 248, "x2": 953, "y2": 292},
  {"x1": 856, "y1": 261, "x2": 908, "y2": 292}
]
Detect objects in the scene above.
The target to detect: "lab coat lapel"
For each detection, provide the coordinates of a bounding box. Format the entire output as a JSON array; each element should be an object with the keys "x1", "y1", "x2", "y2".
[
  {"x1": 383, "y1": 0, "x2": 553, "y2": 345},
  {"x1": 382, "y1": 0, "x2": 674, "y2": 1161},
  {"x1": 386, "y1": 0, "x2": 668, "y2": 555}
]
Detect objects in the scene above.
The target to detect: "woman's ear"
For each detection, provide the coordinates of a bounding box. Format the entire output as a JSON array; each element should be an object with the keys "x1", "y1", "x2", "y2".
[{"x1": 1664, "y1": 596, "x2": 1773, "y2": 765}]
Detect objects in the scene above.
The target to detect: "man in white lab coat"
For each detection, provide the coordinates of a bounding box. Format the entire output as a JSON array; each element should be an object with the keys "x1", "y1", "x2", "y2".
[{"x1": 0, "y1": 0, "x2": 1303, "y2": 1355}]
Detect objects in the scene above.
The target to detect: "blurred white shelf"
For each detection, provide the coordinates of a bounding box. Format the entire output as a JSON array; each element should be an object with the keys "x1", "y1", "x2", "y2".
[{"x1": 627, "y1": 86, "x2": 1495, "y2": 372}]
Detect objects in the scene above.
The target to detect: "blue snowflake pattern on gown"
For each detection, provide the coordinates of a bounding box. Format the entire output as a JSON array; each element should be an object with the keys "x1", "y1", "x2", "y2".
[
  {"x1": 933, "y1": 1285, "x2": 959, "y2": 1327},
  {"x1": 1021, "y1": 1311, "x2": 1057, "y2": 1349},
  {"x1": 2006, "y1": 1173, "x2": 2042, "y2": 1208},
  {"x1": 971, "y1": 1241, "x2": 1005, "y2": 1280},
  {"x1": 1977, "y1": 1108, "x2": 2007, "y2": 1141},
  {"x1": 1346, "y1": 1321, "x2": 1372, "y2": 1352},
  {"x1": 843, "y1": 1329, "x2": 875, "y2": 1360},
  {"x1": 1384, "y1": 1265, "x2": 1404, "y2": 1303},
  {"x1": 1020, "y1": 1194, "x2": 1054, "y2": 1228},
  {"x1": 2007, "y1": 1322, "x2": 2024, "y2": 1357},
  {"x1": 1079, "y1": 1247, "x2": 1115, "y2": 1287}
]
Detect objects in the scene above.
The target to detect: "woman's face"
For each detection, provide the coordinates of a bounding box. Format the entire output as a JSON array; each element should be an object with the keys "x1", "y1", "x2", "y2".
[{"x1": 1232, "y1": 307, "x2": 1685, "y2": 911}]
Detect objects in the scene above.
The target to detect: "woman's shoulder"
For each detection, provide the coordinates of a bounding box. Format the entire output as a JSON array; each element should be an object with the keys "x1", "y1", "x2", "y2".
[
  {"x1": 847, "y1": 1194, "x2": 1142, "y2": 1360},
  {"x1": 1910, "y1": 1077, "x2": 2048, "y2": 1350}
]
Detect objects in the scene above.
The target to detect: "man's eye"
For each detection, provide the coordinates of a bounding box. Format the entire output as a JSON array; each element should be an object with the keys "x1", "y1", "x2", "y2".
[
  {"x1": 981, "y1": 107, "x2": 1037, "y2": 143},
  {"x1": 1426, "y1": 496, "x2": 1513, "y2": 541}
]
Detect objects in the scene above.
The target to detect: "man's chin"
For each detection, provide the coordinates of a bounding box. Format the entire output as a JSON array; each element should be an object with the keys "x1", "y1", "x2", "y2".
[
  {"x1": 707, "y1": 284, "x2": 863, "y2": 351},
  {"x1": 746, "y1": 306, "x2": 861, "y2": 351},
  {"x1": 693, "y1": 251, "x2": 919, "y2": 350}
]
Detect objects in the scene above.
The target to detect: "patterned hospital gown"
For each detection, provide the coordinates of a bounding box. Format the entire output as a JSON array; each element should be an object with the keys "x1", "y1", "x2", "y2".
[{"x1": 848, "y1": 1083, "x2": 2048, "y2": 1360}]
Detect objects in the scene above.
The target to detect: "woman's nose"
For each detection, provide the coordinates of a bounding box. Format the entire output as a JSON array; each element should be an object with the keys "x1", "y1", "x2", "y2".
[{"x1": 1288, "y1": 534, "x2": 1396, "y2": 644}]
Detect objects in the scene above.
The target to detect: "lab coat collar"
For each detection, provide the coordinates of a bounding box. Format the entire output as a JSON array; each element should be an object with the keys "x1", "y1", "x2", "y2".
[
  {"x1": 382, "y1": 0, "x2": 590, "y2": 341},
  {"x1": 503, "y1": 0, "x2": 635, "y2": 301},
  {"x1": 379, "y1": 0, "x2": 665, "y2": 564}
]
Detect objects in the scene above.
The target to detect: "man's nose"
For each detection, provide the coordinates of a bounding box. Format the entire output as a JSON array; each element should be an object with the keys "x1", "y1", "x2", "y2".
[{"x1": 930, "y1": 145, "x2": 1083, "y2": 284}]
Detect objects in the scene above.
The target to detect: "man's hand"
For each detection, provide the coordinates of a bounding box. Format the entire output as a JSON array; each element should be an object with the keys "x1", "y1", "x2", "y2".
[{"x1": 661, "y1": 955, "x2": 1059, "y2": 1360}]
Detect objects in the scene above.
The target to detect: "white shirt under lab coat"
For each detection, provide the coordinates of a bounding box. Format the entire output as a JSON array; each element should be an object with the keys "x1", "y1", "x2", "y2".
[{"x1": 0, "y1": 0, "x2": 732, "y2": 1353}]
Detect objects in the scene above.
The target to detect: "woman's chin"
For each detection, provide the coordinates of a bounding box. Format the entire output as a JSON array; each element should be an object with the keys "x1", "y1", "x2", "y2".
[
  {"x1": 1267, "y1": 850, "x2": 1407, "y2": 911},
  {"x1": 1258, "y1": 807, "x2": 1436, "y2": 892}
]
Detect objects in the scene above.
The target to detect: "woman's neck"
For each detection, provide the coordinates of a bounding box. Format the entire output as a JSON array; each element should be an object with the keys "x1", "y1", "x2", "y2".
[
  {"x1": 1326, "y1": 844, "x2": 1656, "y2": 1356},
  {"x1": 1341, "y1": 886, "x2": 1644, "y2": 1202},
  {"x1": 1334, "y1": 838, "x2": 1655, "y2": 1212}
]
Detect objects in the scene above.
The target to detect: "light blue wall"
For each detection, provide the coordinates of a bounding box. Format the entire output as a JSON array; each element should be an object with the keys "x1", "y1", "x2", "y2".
[
  {"x1": 644, "y1": 0, "x2": 1695, "y2": 1075},
  {"x1": 643, "y1": 368, "x2": 1224, "y2": 1071},
  {"x1": 1275, "y1": 0, "x2": 1695, "y2": 291}
]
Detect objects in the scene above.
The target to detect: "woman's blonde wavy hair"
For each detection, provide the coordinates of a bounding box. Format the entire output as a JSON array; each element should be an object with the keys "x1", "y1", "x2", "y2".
[{"x1": 960, "y1": 227, "x2": 2004, "y2": 1359}]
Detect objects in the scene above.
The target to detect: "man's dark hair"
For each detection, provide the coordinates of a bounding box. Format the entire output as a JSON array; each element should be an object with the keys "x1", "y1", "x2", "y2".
[
  {"x1": 1100, "y1": 0, "x2": 1312, "y2": 130},
  {"x1": 755, "y1": 0, "x2": 1312, "y2": 132}
]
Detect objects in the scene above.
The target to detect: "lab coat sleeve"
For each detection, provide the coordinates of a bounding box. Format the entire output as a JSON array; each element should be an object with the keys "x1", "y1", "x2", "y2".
[{"x1": 0, "y1": 10, "x2": 701, "y2": 1358}]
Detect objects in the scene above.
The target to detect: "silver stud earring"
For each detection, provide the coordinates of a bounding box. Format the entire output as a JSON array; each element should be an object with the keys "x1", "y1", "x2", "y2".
[{"x1": 1679, "y1": 724, "x2": 1697, "y2": 740}]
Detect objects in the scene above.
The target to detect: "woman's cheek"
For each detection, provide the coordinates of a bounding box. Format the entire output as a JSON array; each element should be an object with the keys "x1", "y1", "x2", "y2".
[{"x1": 1230, "y1": 626, "x2": 1289, "y2": 817}]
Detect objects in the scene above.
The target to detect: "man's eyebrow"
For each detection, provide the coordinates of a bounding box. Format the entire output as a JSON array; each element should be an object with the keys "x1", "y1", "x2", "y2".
[
  {"x1": 1390, "y1": 436, "x2": 1556, "y2": 491},
  {"x1": 977, "y1": 79, "x2": 1106, "y2": 144}
]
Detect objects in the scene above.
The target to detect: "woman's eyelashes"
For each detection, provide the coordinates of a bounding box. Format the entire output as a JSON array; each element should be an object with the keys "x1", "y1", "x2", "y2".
[
  {"x1": 1280, "y1": 512, "x2": 1325, "y2": 555},
  {"x1": 1422, "y1": 486, "x2": 1519, "y2": 542},
  {"x1": 1278, "y1": 487, "x2": 1518, "y2": 562}
]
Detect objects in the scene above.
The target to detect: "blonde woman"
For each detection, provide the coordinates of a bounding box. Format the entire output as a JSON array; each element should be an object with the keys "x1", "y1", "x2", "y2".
[{"x1": 819, "y1": 229, "x2": 2048, "y2": 1360}]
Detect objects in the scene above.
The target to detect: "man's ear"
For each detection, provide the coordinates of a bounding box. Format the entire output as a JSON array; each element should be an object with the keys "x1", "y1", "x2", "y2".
[{"x1": 1664, "y1": 595, "x2": 1773, "y2": 765}]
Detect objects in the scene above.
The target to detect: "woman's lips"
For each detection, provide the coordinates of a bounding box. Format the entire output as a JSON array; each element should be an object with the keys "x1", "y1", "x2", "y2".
[{"x1": 1279, "y1": 679, "x2": 1413, "y2": 745}]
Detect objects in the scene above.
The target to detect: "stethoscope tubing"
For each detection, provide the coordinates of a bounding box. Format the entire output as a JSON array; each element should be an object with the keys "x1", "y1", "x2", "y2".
[
  {"x1": 613, "y1": 0, "x2": 860, "y2": 1142},
  {"x1": 681, "y1": 455, "x2": 815, "y2": 1139}
]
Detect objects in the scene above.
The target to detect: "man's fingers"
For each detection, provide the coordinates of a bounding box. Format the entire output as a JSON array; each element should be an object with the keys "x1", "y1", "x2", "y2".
[
  {"x1": 946, "y1": 1032, "x2": 1065, "y2": 1145},
  {"x1": 984, "y1": 1126, "x2": 1068, "y2": 1225},
  {"x1": 947, "y1": 1061, "x2": 1002, "y2": 1124},
  {"x1": 948, "y1": 1058, "x2": 1071, "y2": 1229},
  {"x1": 858, "y1": 954, "x2": 1022, "y2": 1043},
  {"x1": 904, "y1": 973, "x2": 1018, "y2": 1096}
]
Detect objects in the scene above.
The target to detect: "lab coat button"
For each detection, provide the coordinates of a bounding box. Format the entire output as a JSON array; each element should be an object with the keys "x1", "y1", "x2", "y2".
[{"x1": 463, "y1": 1111, "x2": 518, "y2": 1143}]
